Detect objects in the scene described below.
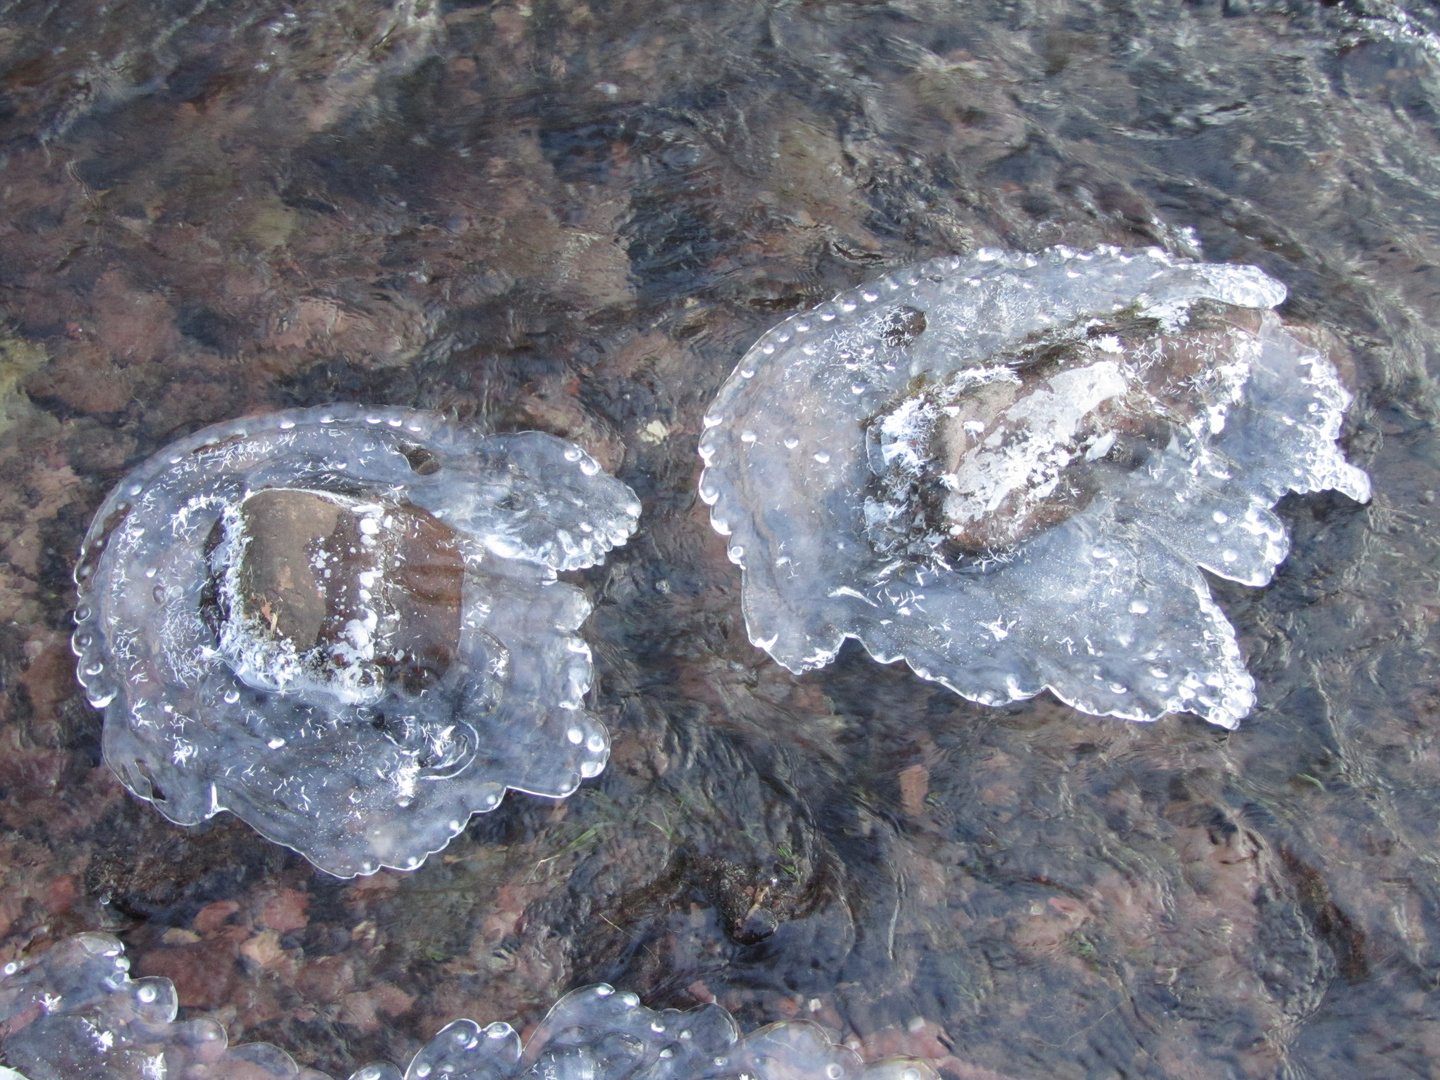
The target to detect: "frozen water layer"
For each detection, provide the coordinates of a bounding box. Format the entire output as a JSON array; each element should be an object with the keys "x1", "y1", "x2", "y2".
[
  {"x1": 72, "y1": 405, "x2": 641, "y2": 877},
  {"x1": 698, "y1": 247, "x2": 1370, "y2": 728},
  {"x1": 0, "y1": 935, "x2": 933, "y2": 1080}
]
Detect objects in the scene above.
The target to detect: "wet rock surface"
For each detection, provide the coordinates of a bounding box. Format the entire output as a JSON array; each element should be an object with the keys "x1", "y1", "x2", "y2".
[
  {"x1": 229, "y1": 489, "x2": 467, "y2": 697},
  {"x1": 0, "y1": 1, "x2": 1438, "y2": 1078}
]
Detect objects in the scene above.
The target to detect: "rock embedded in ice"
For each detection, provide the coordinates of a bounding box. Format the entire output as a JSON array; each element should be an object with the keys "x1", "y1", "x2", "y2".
[
  {"x1": 72, "y1": 405, "x2": 641, "y2": 877},
  {"x1": 0, "y1": 935, "x2": 935, "y2": 1080},
  {"x1": 698, "y1": 247, "x2": 1371, "y2": 728},
  {"x1": 223, "y1": 489, "x2": 471, "y2": 705}
]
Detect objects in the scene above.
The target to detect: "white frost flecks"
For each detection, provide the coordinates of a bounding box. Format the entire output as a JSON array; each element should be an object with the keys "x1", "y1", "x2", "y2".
[
  {"x1": 0, "y1": 935, "x2": 934, "y2": 1080},
  {"x1": 73, "y1": 405, "x2": 640, "y2": 877},
  {"x1": 697, "y1": 246, "x2": 1370, "y2": 728},
  {"x1": 942, "y1": 359, "x2": 1129, "y2": 529}
]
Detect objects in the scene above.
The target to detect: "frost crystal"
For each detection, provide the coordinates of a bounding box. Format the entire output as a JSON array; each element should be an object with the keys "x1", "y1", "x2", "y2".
[
  {"x1": 73, "y1": 406, "x2": 641, "y2": 876},
  {"x1": 698, "y1": 247, "x2": 1370, "y2": 727},
  {"x1": 0, "y1": 935, "x2": 932, "y2": 1080}
]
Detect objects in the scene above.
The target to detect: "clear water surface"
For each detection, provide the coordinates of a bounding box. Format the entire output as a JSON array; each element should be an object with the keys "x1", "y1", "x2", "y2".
[{"x1": 0, "y1": 1, "x2": 1438, "y2": 1077}]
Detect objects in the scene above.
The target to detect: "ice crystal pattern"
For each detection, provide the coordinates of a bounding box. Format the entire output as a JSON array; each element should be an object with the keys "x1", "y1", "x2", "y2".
[
  {"x1": 0, "y1": 934, "x2": 933, "y2": 1080},
  {"x1": 73, "y1": 406, "x2": 640, "y2": 877},
  {"x1": 698, "y1": 248, "x2": 1370, "y2": 727}
]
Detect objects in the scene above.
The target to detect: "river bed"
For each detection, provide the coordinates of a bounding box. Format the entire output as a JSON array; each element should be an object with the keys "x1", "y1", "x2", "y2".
[{"x1": 1, "y1": 1, "x2": 1439, "y2": 1077}]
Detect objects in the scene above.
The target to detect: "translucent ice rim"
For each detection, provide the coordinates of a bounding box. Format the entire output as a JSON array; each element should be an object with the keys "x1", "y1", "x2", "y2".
[
  {"x1": 73, "y1": 405, "x2": 642, "y2": 876},
  {"x1": 697, "y1": 246, "x2": 1371, "y2": 728},
  {"x1": 0, "y1": 934, "x2": 933, "y2": 1080}
]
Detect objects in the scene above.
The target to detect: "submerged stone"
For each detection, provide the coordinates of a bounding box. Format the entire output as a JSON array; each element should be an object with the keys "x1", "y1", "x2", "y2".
[
  {"x1": 224, "y1": 488, "x2": 467, "y2": 702},
  {"x1": 698, "y1": 247, "x2": 1371, "y2": 728},
  {"x1": 869, "y1": 302, "x2": 1271, "y2": 556},
  {"x1": 73, "y1": 405, "x2": 641, "y2": 877}
]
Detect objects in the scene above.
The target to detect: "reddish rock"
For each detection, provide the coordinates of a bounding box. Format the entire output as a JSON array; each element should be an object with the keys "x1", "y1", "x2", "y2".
[
  {"x1": 897, "y1": 764, "x2": 929, "y2": 818},
  {"x1": 255, "y1": 887, "x2": 310, "y2": 933},
  {"x1": 295, "y1": 955, "x2": 356, "y2": 1005},
  {"x1": 230, "y1": 489, "x2": 465, "y2": 697},
  {"x1": 337, "y1": 984, "x2": 415, "y2": 1033},
  {"x1": 194, "y1": 900, "x2": 243, "y2": 934},
  {"x1": 136, "y1": 938, "x2": 240, "y2": 1010}
]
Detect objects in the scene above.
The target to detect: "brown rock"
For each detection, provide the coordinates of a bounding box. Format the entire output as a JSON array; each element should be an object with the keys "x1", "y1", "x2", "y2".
[
  {"x1": 136, "y1": 938, "x2": 240, "y2": 1010},
  {"x1": 239, "y1": 929, "x2": 287, "y2": 970},
  {"x1": 193, "y1": 900, "x2": 242, "y2": 934},
  {"x1": 295, "y1": 955, "x2": 356, "y2": 1005},
  {"x1": 228, "y1": 489, "x2": 465, "y2": 696},
  {"x1": 234, "y1": 489, "x2": 351, "y2": 651},
  {"x1": 898, "y1": 763, "x2": 929, "y2": 817},
  {"x1": 255, "y1": 887, "x2": 310, "y2": 933},
  {"x1": 337, "y1": 984, "x2": 415, "y2": 1032},
  {"x1": 915, "y1": 305, "x2": 1272, "y2": 553}
]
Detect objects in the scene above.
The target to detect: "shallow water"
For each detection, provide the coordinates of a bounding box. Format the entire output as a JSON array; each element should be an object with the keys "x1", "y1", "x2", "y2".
[{"x1": 0, "y1": 0, "x2": 1439, "y2": 1077}]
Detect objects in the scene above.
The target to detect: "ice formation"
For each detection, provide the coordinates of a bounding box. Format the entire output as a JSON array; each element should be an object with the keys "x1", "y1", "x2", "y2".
[
  {"x1": 0, "y1": 934, "x2": 933, "y2": 1080},
  {"x1": 698, "y1": 247, "x2": 1371, "y2": 727},
  {"x1": 72, "y1": 405, "x2": 641, "y2": 876}
]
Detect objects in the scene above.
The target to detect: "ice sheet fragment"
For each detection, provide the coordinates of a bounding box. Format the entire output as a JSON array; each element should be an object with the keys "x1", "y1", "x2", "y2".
[
  {"x1": 697, "y1": 247, "x2": 1371, "y2": 727},
  {"x1": 72, "y1": 405, "x2": 642, "y2": 877},
  {"x1": 0, "y1": 935, "x2": 934, "y2": 1080}
]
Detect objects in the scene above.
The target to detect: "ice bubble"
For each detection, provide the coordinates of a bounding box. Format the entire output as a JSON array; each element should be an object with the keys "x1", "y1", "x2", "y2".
[
  {"x1": 72, "y1": 405, "x2": 640, "y2": 877},
  {"x1": 697, "y1": 247, "x2": 1370, "y2": 728},
  {"x1": 0, "y1": 935, "x2": 935, "y2": 1080},
  {"x1": 0, "y1": 934, "x2": 273, "y2": 1080}
]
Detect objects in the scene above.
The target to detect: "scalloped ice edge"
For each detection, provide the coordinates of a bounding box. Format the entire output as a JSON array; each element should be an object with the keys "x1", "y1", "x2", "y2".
[
  {"x1": 697, "y1": 244, "x2": 1292, "y2": 509},
  {"x1": 0, "y1": 934, "x2": 936, "y2": 1080},
  {"x1": 816, "y1": 557, "x2": 1257, "y2": 729},
  {"x1": 71, "y1": 405, "x2": 639, "y2": 878},
  {"x1": 697, "y1": 246, "x2": 1369, "y2": 728}
]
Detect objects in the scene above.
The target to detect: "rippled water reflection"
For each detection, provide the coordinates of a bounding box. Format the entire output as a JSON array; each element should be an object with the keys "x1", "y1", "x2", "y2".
[{"x1": 1, "y1": 1, "x2": 1438, "y2": 1078}]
